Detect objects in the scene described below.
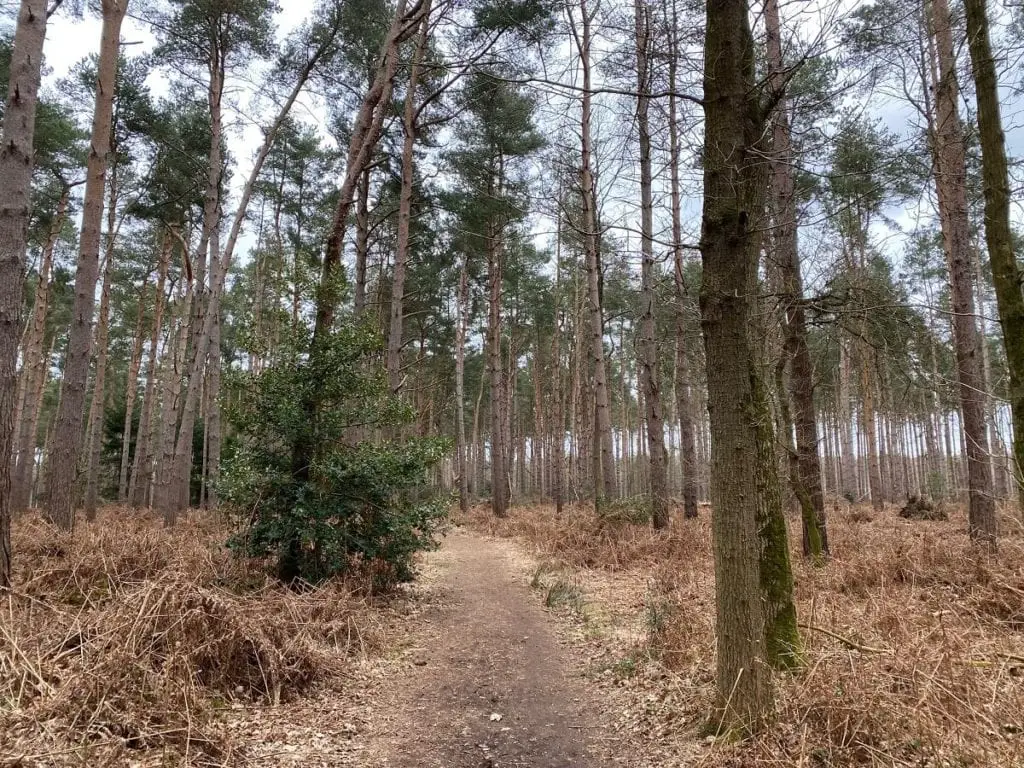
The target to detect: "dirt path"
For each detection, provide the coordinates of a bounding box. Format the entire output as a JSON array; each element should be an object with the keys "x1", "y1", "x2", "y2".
[{"x1": 363, "y1": 528, "x2": 622, "y2": 768}]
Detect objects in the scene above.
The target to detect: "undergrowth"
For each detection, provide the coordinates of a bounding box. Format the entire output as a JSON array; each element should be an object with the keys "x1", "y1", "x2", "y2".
[
  {"x1": 462, "y1": 501, "x2": 1024, "y2": 766},
  {"x1": 0, "y1": 508, "x2": 391, "y2": 765}
]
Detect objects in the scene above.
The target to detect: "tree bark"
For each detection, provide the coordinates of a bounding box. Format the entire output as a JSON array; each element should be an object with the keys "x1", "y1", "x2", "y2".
[
  {"x1": 204, "y1": 224, "x2": 222, "y2": 508},
  {"x1": 83, "y1": 245, "x2": 114, "y2": 520},
  {"x1": 12, "y1": 181, "x2": 69, "y2": 515},
  {"x1": 571, "y1": 0, "x2": 616, "y2": 504},
  {"x1": 665, "y1": 0, "x2": 698, "y2": 519},
  {"x1": 44, "y1": 0, "x2": 127, "y2": 531},
  {"x1": 353, "y1": 167, "x2": 371, "y2": 316},
  {"x1": 552, "y1": 211, "x2": 565, "y2": 517},
  {"x1": 315, "y1": 0, "x2": 427, "y2": 346},
  {"x1": 765, "y1": 0, "x2": 827, "y2": 558},
  {"x1": 129, "y1": 233, "x2": 170, "y2": 507},
  {"x1": 487, "y1": 215, "x2": 508, "y2": 518},
  {"x1": 455, "y1": 257, "x2": 469, "y2": 515},
  {"x1": 0, "y1": 0, "x2": 53, "y2": 584},
  {"x1": 117, "y1": 273, "x2": 149, "y2": 502},
  {"x1": 634, "y1": 0, "x2": 668, "y2": 529},
  {"x1": 83, "y1": 150, "x2": 124, "y2": 519},
  {"x1": 838, "y1": 342, "x2": 857, "y2": 500},
  {"x1": 700, "y1": 0, "x2": 777, "y2": 732},
  {"x1": 962, "y1": 0, "x2": 1024, "y2": 511},
  {"x1": 387, "y1": 2, "x2": 431, "y2": 395},
  {"x1": 928, "y1": 0, "x2": 997, "y2": 544}
]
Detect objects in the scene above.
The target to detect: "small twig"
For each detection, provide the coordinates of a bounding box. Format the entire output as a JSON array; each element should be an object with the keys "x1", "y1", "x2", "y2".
[{"x1": 798, "y1": 623, "x2": 892, "y2": 654}]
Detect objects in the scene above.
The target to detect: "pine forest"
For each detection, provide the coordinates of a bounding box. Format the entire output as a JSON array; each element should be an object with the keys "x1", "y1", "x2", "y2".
[{"x1": 2, "y1": 0, "x2": 1024, "y2": 764}]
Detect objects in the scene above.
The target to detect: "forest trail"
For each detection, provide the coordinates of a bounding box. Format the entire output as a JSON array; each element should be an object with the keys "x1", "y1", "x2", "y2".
[{"x1": 362, "y1": 528, "x2": 621, "y2": 767}]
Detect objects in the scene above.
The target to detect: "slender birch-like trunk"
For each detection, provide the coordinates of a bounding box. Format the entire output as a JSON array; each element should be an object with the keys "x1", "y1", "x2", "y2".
[{"x1": 633, "y1": 0, "x2": 668, "y2": 529}]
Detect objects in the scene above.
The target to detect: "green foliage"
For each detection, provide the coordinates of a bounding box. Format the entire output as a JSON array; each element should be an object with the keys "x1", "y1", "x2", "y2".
[{"x1": 222, "y1": 320, "x2": 450, "y2": 587}]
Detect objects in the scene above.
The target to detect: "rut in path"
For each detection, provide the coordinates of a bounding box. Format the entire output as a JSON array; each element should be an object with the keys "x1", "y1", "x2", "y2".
[{"x1": 367, "y1": 528, "x2": 621, "y2": 768}]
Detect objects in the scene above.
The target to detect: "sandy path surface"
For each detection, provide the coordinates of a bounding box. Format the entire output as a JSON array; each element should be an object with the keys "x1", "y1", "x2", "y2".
[{"x1": 362, "y1": 528, "x2": 620, "y2": 768}]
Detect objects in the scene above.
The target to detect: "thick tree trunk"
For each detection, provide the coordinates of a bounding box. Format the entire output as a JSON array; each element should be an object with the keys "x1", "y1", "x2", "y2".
[
  {"x1": 765, "y1": 0, "x2": 827, "y2": 558},
  {"x1": 634, "y1": 0, "x2": 669, "y2": 529},
  {"x1": 700, "y1": 0, "x2": 777, "y2": 732},
  {"x1": 160, "y1": 46, "x2": 224, "y2": 525},
  {"x1": 155, "y1": 293, "x2": 190, "y2": 513},
  {"x1": 44, "y1": 0, "x2": 127, "y2": 531},
  {"x1": 1, "y1": 0, "x2": 52, "y2": 584},
  {"x1": 962, "y1": 0, "x2": 1024, "y2": 511},
  {"x1": 928, "y1": 0, "x2": 997, "y2": 544}
]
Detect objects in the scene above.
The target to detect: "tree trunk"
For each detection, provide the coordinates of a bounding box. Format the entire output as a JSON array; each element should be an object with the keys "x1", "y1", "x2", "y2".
[
  {"x1": 859, "y1": 347, "x2": 884, "y2": 511},
  {"x1": 353, "y1": 167, "x2": 371, "y2": 316},
  {"x1": 1, "y1": 0, "x2": 53, "y2": 585},
  {"x1": 633, "y1": 0, "x2": 668, "y2": 529},
  {"x1": 665, "y1": 0, "x2": 698, "y2": 519},
  {"x1": 765, "y1": 0, "x2": 827, "y2": 558},
  {"x1": 387, "y1": 2, "x2": 430, "y2": 394},
  {"x1": 155, "y1": 292, "x2": 190, "y2": 513},
  {"x1": 204, "y1": 224, "x2": 222, "y2": 509},
  {"x1": 700, "y1": 0, "x2": 777, "y2": 732},
  {"x1": 315, "y1": 0, "x2": 426, "y2": 345},
  {"x1": 44, "y1": 0, "x2": 127, "y2": 531},
  {"x1": 455, "y1": 257, "x2": 469, "y2": 515},
  {"x1": 838, "y1": 342, "x2": 857, "y2": 500},
  {"x1": 928, "y1": 0, "x2": 997, "y2": 544},
  {"x1": 962, "y1": 0, "x2": 1024, "y2": 511},
  {"x1": 552, "y1": 214, "x2": 565, "y2": 517},
  {"x1": 83, "y1": 151, "x2": 125, "y2": 520},
  {"x1": 83, "y1": 245, "x2": 114, "y2": 520},
  {"x1": 117, "y1": 275, "x2": 149, "y2": 502},
  {"x1": 488, "y1": 217, "x2": 508, "y2": 517},
  {"x1": 12, "y1": 182, "x2": 68, "y2": 514},
  {"x1": 129, "y1": 234, "x2": 171, "y2": 507},
  {"x1": 572, "y1": 0, "x2": 616, "y2": 504}
]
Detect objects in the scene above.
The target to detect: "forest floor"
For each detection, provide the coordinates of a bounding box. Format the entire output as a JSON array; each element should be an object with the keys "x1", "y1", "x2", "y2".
[
  {"x1": 257, "y1": 528, "x2": 635, "y2": 767},
  {"x1": 4, "y1": 503, "x2": 1024, "y2": 766}
]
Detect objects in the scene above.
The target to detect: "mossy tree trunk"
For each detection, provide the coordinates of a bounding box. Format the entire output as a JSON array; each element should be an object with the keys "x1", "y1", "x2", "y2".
[
  {"x1": 700, "y1": 0, "x2": 796, "y2": 732},
  {"x1": 962, "y1": 0, "x2": 1024, "y2": 512}
]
